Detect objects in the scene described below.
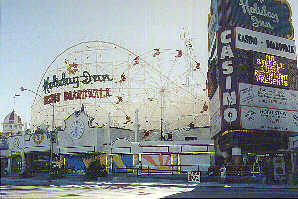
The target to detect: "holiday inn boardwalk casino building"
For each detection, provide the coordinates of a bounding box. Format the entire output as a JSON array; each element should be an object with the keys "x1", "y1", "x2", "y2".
[
  {"x1": 1, "y1": 107, "x2": 214, "y2": 177},
  {"x1": 208, "y1": 0, "x2": 297, "y2": 180}
]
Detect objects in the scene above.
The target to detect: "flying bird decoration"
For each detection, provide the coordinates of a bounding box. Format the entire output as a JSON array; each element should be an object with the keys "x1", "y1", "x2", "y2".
[
  {"x1": 119, "y1": 73, "x2": 126, "y2": 83},
  {"x1": 153, "y1": 48, "x2": 160, "y2": 57},
  {"x1": 116, "y1": 96, "x2": 123, "y2": 104},
  {"x1": 175, "y1": 50, "x2": 182, "y2": 58},
  {"x1": 133, "y1": 56, "x2": 140, "y2": 65},
  {"x1": 200, "y1": 102, "x2": 208, "y2": 113}
]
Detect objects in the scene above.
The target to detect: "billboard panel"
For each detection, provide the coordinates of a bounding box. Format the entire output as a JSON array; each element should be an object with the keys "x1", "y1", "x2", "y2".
[
  {"x1": 239, "y1": 83, "x2": 298, "y2": 110},
  {"x1": 210, "y1": 87, "x2": 220, "y2": 116},
  {"x1": 240, "y1": 106, "x2": 297, "y2": 132},
  {"x1": 207, "y1": 58, "x2": 218, "y2": 99},
  {"x1": 235, "y1": 27, "x2": 296, "y2": 60},
  {"x1": 210, "y1": 110, "x2": 221, "y2": 138},
  {"x1": 210, "y1": 87, "x2": 221, "y2": 137}
]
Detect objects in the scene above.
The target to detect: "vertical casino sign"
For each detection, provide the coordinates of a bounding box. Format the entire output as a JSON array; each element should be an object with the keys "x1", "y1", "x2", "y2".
[{"x1": 217, "y1": 28, "x2": 240, "y2": 131}]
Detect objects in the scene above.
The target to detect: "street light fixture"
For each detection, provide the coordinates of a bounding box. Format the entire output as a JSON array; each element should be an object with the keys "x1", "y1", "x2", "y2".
[{"x1": 20, "y1": 86, "x2": 55, "y2": 174}]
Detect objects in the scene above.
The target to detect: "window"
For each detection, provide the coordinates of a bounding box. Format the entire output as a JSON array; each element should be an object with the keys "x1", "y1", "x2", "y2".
[{"x1": 185, "y1": 137, "x2": 197, "y2": 141}]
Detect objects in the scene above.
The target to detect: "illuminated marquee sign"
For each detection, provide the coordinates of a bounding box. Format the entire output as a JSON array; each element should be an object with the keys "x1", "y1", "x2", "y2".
[
  {"x1": 233, "y1": 49, "x2": 297, "y2": 91},
  {"x1": 43, "y1": 71, "x2": 113, "y2": 94},
  {"x1": 252, "y1": 52, "x2": 297, "y2": 90},
  {"x1": 42, "y1": 70, "x2": 114, "y2": 105},
  {"x1": 218, "y1": 0, "x2": 294, "y2": 39},
  {"x1": 255, "y1": 55, "x2": 288, "y2": 87},
  {"x1": 44, "y1": 88, "x2": 112, "y2": 105},
  {"x1": 208, "y1": 1, "x2": 296, "y2": 136}
]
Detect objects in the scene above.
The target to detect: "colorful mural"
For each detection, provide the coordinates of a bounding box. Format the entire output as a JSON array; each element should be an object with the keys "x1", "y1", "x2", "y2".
[
  {"x1": 65, "y1": 156, "x2": 86, "y2": 172},
  {"x1": 141, "y1": 154, "x2": 172, "y2": 174},
  {"x1": 112, "y1": 154, "x2": 133, "y2": 173},
  {"x1": 65, "y1": 154, "x2": 106, "y2": 173}
]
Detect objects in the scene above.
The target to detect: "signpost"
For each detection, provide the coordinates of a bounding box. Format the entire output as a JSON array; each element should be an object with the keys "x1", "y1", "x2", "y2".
[{"x1": 188, "y1": 171, "x2": 201, "y2": 183}]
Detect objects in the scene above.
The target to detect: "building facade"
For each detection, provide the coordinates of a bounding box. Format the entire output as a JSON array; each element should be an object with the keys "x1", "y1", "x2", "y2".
[
  {"x1": 207, "y1": 0, "x2": 297, "y2": 180},
  {"x1": 2, "y1": 110, "x2": 23, "y2": 137},
  {"x1": 1, "y1": 107, "x2": 214, "y2": 177}
]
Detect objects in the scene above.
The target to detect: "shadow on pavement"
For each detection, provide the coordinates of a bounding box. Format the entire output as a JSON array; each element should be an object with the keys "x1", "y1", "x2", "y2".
[{"x1": 162, "y1": 185, "x2": 298, "y2": 198}]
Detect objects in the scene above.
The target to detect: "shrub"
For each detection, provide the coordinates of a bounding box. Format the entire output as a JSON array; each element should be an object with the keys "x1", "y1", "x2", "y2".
[{"x1": 86, "y1": 160, "x2": 107, "y2": 180}]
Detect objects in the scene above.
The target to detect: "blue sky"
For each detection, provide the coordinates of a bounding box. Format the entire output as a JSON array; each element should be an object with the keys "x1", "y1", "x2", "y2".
[{"x1": 0, "y1": 0, "x2": 297, "y2": 131}]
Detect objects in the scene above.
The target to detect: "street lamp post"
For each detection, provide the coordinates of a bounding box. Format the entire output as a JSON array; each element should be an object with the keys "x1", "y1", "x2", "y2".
[{"x1": 20, "y1": 87, "x2": 55, "y2": 173}]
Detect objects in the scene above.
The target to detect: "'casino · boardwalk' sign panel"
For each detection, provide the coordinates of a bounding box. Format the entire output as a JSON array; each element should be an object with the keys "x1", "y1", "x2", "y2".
[{"x1": 235, "y1": 27, "x2": 296, "y2": 60}]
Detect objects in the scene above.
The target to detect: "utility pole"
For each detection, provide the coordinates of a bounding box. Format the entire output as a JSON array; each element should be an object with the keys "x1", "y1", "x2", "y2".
[
  {"x1": 160, "y1": 88, "x2": 165, "y2": 141},
  {"x1": 135, "y1": 109, "x2": 139, "y2": 142},
  {"x1": 20, "y1": 87, "x2": 55, "y2": 175}
]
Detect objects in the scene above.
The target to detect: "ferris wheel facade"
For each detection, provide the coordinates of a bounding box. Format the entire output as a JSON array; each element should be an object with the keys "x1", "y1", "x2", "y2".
[{"x1": 31, "y1": 41, "x2": 209, "y2": 132}]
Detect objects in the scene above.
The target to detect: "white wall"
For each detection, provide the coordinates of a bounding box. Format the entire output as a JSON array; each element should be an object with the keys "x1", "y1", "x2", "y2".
[
  {"x1": 180, "y1": 154, "x2": 210, "y2": 171},
  {"x1": 173, "y1": 127, "x2": 210, "y2": 141},
  {"x1": 7, "y1": 135, "x2": 24, "y2": 154},
  {"x1": 57, "y1": 111, "x2": 98, "y2": 154},
  {"x1": 24, "y1": 131, "x2": 51, "y2": 152},
  {"x1": 110, "y1": 128, "x2": 134, "y2": 143}
]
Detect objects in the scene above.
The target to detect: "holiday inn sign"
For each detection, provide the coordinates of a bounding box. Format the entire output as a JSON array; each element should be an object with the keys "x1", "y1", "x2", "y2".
[{"x1": 219, "y1": 0, "x2": 294, "y2": 39}]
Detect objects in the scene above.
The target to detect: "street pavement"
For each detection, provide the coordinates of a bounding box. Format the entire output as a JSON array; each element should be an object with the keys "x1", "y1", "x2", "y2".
[
  {"x1": 1, "y1": 175, "x2": 297, "y2": 198},
  {"x1": 165, "y1": 186, "x2": 298, "y2": 198}
]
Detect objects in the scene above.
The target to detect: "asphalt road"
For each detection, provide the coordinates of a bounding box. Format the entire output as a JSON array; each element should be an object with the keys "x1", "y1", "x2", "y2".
[
  {"x1": 1, "y1": 182, "x2": 298, "y2": 199},
  {"x1": 1, "y1": 182, "x2": 196, "y2": 199},
  {"x1": 164, "y1": 186, "x2": 298, "y2": 198},
  {"x1": 1, "y1": 176, "x2": 297, "y2": 199}
]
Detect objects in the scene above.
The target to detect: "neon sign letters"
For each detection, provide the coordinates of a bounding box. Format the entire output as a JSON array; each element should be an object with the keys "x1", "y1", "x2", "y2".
[
  {"x1": 239, "y1": 0, "x2": 279, "y2": 30},
  {"x1": 44, "y1": 88, "x2": 112, "y2": 105},
  {"x1": 43, "y1": 71, "x2": 113, "y2": 94},
  {"x1": 255, "y1": 55, "x2": 288, "y2": 87}
]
